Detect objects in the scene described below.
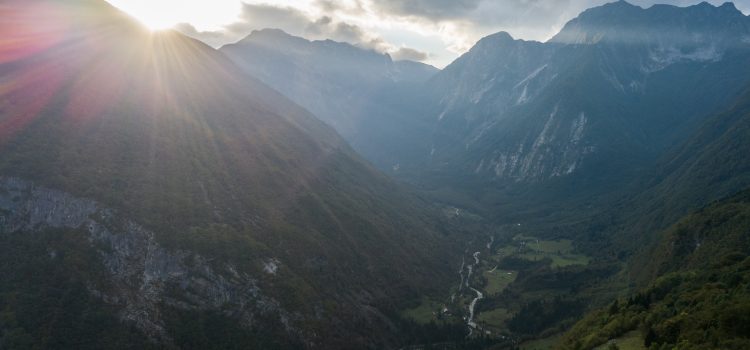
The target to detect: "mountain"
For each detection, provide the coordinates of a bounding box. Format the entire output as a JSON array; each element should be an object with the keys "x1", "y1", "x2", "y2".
[
  {"x1": 0, "y1": 1, "x2": 460, "y2": 348},
  {"x1": 220, "y1": 29, "x2": 439, "y2": 173},
  {"x1": 603, "y1": 84, "x2": 750, "y2": 254},
  {"x1": 410, "y1": 0, "x2": 750, "y2": 225},
  {"x1": 209, "y1": 5, "x2": 750, "y2": 344},
  {"x1": 218, "y1": 3, "x2": 750, "y2": 230}
]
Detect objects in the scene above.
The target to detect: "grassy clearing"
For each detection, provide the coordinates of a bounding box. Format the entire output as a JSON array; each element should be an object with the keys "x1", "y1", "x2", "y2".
[
  {"x1": 483, "y1": 269, "x2": 516, "y2": 295},
  {"x1": 594, "y1": 331, "x2": 645, "y2": 350},
  {"x1": 495, "y1": 235, "x2": 590, "y2": 268},
  {"x1": 492, "y1": 245, "x2": 517, "y2": 260},
  {"x1": 476, "y1": 307, "x2": 511, "y2": 329},
  {"x1": 520, "y1": 333, "x2": 562, "y2": 350},
  {"x1": 518, "y1": 252, "x2": 590, "y2": 268},
  {"x1": 401, "y1": 298, "x2": 442, "y2": 324}
]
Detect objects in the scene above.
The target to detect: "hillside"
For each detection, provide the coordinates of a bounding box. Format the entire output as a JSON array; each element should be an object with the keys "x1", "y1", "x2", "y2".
[
  {"x1": 542, "y1": 73, "x2": 750, "y2": 350},
  {"x1": 0, "y1": 1, "x2": 460, "y2": 348},
  {"x1": 615, "y1": 86, "x2": 750, "y2": 250},
  {"x1": 560, "y1": 189, "x2": 750, "y2": 350}
]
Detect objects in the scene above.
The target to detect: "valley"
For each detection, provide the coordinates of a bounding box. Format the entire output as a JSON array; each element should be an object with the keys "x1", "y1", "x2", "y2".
[
  {"x1": 2, "y1": 0, "x2": 750, "y2": 349},
  {"x1": 400, "y1": 224, "x2": 597, "y2": 347}
]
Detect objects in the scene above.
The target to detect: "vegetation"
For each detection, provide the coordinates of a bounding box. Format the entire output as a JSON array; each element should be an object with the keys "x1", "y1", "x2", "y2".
[
  {"x1": 476, "y1": 308, "x2": 511, "y2": 329},
  {"x1": 0, "y1": 1, "x2": 466, "y2": 348},
  {"x1": 401, "y1": 298, "x2": 445, "y2": 324},
  {"x1": 483, "y1": 270, "x2": 517, "y2": 295},
  {"x1": 491, "y1": 236, "x2": 590, "y2": 270},
  {"x1": 0, "y1": 229, "x2": 155, "y2": 349},
  {"x1": 560, "y1": 190, "x2": 750, "y2": 349}
]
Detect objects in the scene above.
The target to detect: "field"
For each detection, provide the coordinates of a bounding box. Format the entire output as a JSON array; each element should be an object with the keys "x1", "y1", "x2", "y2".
[
  {"x1": 492, "y1": 235, "x2": 590, "y2": 268},
  {"x1": 483, "y1": 269, "x2": 516, "y2": 295},
  {"x1": 594, "y1": 331, "x2": 646, "y2": 350},
  {"x1": 401, "y1": 298, "x2": 442, "y2": 324},
  {"x1": 476, "y1": 307, "x2": 511, "y2": 329},
  {"x1": 404, "y1": 233, "x2": 593, "y2": 338},
  {"x1": 520, "y1": 334, "x2": 562, "y2": 349}
]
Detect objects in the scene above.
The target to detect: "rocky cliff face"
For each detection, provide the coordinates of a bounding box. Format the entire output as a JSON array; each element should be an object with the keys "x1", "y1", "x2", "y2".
[
  {"x1": 0, "y1": 177, "x2": 297, "y2": 345},
  {"x1": 473, "y1": 108, "x2": 593, "y2": 182},
  {"x1": 396, "y1": 2, "x2": 750, "y2": 222}
]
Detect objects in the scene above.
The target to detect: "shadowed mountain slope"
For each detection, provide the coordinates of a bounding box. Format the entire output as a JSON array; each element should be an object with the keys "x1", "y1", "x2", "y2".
[{"x1": 0, "y1": 1, "x2": 459, "y2": 348}]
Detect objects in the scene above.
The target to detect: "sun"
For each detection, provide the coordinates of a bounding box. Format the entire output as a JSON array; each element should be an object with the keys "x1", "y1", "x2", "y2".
[
  {"x1": 105, "y1": 0, "x2": 242, "y2": 32},
  {"x1": 105, "y1": 0, "x2": 181, "y2": 30}
]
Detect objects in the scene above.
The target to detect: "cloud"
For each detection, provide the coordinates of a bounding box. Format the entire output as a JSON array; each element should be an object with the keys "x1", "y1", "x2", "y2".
[
  {"x1": 390, "y1": 47, "x2": 429, "y2": 61},
  {"x1": 175, "y1": 1, "x2": 432, "y2": 62},
  {"x1": 364, "y1": 0, "x2": 750, "y2": 63},
  {"x1": 173, "y1": 23, "x2": 228, "y2": 48},
  {"x1": 372, "y1": 0, "x2": 483, "y2": 20},
  {"x1": 225, "y1": 3, "x2": 312, "y2": 37},
  {"x1": 172, "y1": 0, "x2": 750, "y2": 68}
]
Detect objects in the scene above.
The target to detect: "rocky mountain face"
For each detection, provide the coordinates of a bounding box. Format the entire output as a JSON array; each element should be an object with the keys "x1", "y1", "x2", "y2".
[
  {"x1": 221, "y1": 29, "x2": 439, "y2": 172},
  {"x1": 0, "y1": 1, "x2": 458, "y2": 348},
  {"x1": 0, "y1": 178, "x2": 294, "y2": 346},
  {"x1": 414, "y1": 1, "x2": 750, "y2": 221}
]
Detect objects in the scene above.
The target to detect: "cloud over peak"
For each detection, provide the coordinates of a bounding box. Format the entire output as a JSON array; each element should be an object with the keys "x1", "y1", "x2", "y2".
[{"x1": 142, "y1": 0, "x2": 750, "y2": 67}]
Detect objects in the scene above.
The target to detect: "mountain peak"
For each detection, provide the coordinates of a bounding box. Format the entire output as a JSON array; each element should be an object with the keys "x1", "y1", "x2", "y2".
[
  {"x1": 609, "y1": 0, "x2": 638, "y2": 8},
  {"x1": 718, "y1": 1, "x2": 741, "y2": 13},
  {"x1": 473, "y1": 31, "x2": 516, "y2": 49},
  {"x1": 550, "y1": 0, "x2": 750, "y2": 44},
  {"x1": 251, "y1": 28, "x2": 291, "y2": 37},
  {"x1": 579, "y1": 0, "x2": 643, "y2": 17},
  {"x1": 486, "y1": 31, "x2": 514, "y2": 41},
  {"x1": 691, "y1": 1, "x2": 741, "y2": 13},
  {"x1": 239, "y1": 28, "x2": 309, "y2": 46}
]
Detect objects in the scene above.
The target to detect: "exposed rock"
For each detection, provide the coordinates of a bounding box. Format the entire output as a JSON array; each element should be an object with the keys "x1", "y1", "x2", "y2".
[{"x1": 0, "y1": 177, "x2": 299, "y2": 344}]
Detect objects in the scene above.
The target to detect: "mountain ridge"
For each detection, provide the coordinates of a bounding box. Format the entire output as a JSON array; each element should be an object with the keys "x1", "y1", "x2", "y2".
[{"x1": 0, "y1": 1, "x2": 460, "y2": 348}]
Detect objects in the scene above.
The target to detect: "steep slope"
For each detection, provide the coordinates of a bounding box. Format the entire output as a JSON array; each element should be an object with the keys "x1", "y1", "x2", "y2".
[
  {"x1": 220, "y1": 29, "x2": 439, "y2": 172},
  {"x1": 414, "y1": 1, "x2": 750, "y2": 224},
  {"x1": 547, "y1": 75, "x2": 750, "y2": 350},
  {"x1": 0, "y1": 1, "x2": 458, "y2": 348},
  {"x1": 560, "y1": 189, "x2": 750, "y2": 350},
  {"x1": 620, "y1": 85, "x2": 750, "y2": 242}
]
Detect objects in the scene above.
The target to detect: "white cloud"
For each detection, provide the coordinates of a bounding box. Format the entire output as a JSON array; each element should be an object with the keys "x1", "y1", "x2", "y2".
[{"x1": 108, "y1": 0, "x2": 750, "y2": 68}]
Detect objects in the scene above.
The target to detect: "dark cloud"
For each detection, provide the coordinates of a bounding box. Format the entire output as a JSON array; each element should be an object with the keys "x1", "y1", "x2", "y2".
[{"x1": 373, "y1": 0, "x2": 483, "y2": 20}]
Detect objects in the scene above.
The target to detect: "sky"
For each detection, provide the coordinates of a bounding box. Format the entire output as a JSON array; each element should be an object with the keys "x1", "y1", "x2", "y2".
[{"x1": 105, "y1": 0, "x2": 750, "y2": 68}]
